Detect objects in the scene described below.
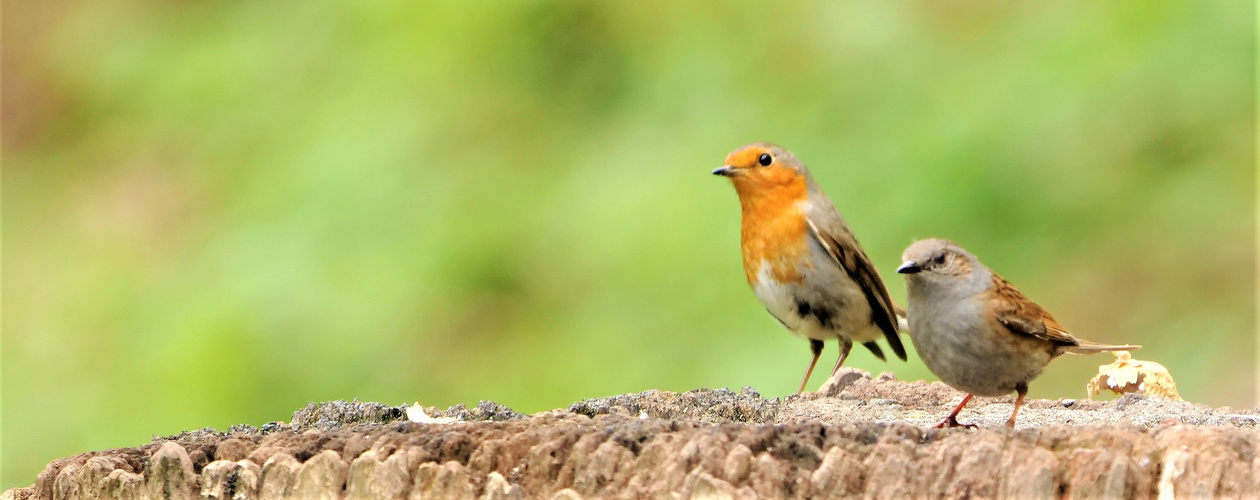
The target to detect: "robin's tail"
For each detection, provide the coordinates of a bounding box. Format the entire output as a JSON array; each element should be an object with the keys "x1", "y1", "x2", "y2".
[{"x1": 893, "y1": 302, "x2": 908, "y2": 334}]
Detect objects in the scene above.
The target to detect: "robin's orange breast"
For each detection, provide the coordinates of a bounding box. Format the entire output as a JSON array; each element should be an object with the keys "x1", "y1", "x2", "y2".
[{"x1": 735, "y1": 178, "x2": 812, "y2": 286}]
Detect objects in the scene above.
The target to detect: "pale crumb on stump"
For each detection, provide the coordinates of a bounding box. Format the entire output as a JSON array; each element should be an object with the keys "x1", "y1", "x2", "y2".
[{"x1": 1087, "y1": 350, "x2": 1182, "y2": 400}]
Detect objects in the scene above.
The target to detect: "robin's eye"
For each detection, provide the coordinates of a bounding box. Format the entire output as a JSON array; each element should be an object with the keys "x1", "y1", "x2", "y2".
[
  {"x1": 932, "y1": 253, "x2": 946, "y2": 265},
  {"x1": 758, "y1": 153, "x2": 772, "y2": 166}
]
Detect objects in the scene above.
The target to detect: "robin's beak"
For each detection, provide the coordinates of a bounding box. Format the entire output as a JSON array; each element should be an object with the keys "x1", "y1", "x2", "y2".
[
  {"x1": 897, "y1": 261, "x2": 922, "y2": 274},
  {"x1": 711, "y1": 165, "x2": 736, "y2": 177}
]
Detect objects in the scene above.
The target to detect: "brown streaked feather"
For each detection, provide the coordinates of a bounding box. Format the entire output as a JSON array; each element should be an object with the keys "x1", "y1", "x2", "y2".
[
  {"x1": 989, "y1": 273, "x2": 1142, "y2": 354},
  {"x1": 989, "y1": 273, "x2": 1081, "y2": 347},
  {"x1": 803, "y1": 207, "x2": 907, "y2": 361}
]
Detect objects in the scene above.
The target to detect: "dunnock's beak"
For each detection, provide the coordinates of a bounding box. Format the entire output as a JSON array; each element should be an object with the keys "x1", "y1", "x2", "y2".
[
  {"x1": 897, "y1": 261, "x2": 921, "y2": 274},
  {"x1": 711, "y1": 166, "x2": 736, "y2": 177}
]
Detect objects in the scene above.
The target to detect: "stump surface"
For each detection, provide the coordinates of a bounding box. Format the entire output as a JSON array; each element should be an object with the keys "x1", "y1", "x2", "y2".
[{"x1": 5, "y1": 369, "x2": 1259, "y2": 499}]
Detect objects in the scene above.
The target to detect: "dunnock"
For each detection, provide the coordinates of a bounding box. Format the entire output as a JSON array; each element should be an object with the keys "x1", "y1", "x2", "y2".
[{"x1": 897, "y1": 238, "x2": 1139, "y2": 427}]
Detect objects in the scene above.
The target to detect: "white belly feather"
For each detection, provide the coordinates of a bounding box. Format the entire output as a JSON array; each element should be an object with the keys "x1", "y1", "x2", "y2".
[{"x1": 750, "y1": 260, "x2": 884, "y2": 344}]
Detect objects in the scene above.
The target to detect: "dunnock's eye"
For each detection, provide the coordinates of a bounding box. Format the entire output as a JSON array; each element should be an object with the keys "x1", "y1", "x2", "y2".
[
  {"x1": 932, "y1": 253, "x2": 946, "y2": 265},
  {"x1": 758, "y1": 153, "x2": 772, "y2": 166}
]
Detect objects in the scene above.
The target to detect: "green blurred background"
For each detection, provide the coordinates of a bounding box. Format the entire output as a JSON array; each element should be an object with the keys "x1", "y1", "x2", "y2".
[{"x1": 2, "y1": 0, "x2": 1255, "y2": 489}]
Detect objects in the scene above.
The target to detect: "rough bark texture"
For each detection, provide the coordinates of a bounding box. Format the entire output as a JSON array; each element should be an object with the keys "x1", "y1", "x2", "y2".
[{"x1": 5, "y1": 369, "x2": 1259, "y2": 500}]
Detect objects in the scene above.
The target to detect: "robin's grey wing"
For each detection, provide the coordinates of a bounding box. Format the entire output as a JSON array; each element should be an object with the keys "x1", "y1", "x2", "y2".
[{"x1": 804, "y1": 200, "x2": 907, "y2": 361}]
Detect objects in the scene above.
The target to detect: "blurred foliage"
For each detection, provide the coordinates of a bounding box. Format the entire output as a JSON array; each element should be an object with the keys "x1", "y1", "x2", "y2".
[{"x1": 2, "y1": 0, "x2": 1254, "y2": 489}]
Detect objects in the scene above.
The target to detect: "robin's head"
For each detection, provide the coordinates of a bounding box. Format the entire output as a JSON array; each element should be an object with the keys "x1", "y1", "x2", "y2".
[{"x1": 712, "y1": 143, "x2": 809, "y2": 196}]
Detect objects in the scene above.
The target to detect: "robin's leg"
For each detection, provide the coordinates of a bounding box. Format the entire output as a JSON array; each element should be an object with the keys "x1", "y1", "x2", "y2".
[
  {"x1": 797, "y1": 339, "x2": 825, "y2": 394},
  {"x1": 1005, "y1": 383, "x2": 1028, "y2": 428},
  {"x1": 830, "y1": 337, "x2": 854, "y2": 376},
  {"x1": 935, "y1": 394, "x2": 977, "y2": 428}
]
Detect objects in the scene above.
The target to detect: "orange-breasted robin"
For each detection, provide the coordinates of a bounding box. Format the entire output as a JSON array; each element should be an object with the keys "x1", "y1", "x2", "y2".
[{"x1": 713, "y1": 142, "x2": 907, "y2": 394}]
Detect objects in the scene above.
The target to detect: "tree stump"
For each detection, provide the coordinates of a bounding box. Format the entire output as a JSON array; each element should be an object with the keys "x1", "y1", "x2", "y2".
[{"x1": 5, "y1": 369, "x2": 1258, "y2": 499}]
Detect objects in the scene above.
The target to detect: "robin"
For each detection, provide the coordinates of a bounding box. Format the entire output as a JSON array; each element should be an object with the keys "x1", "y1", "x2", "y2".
[{"x1": 713, "y1": 142, "x2": 907, "y2": 394}]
